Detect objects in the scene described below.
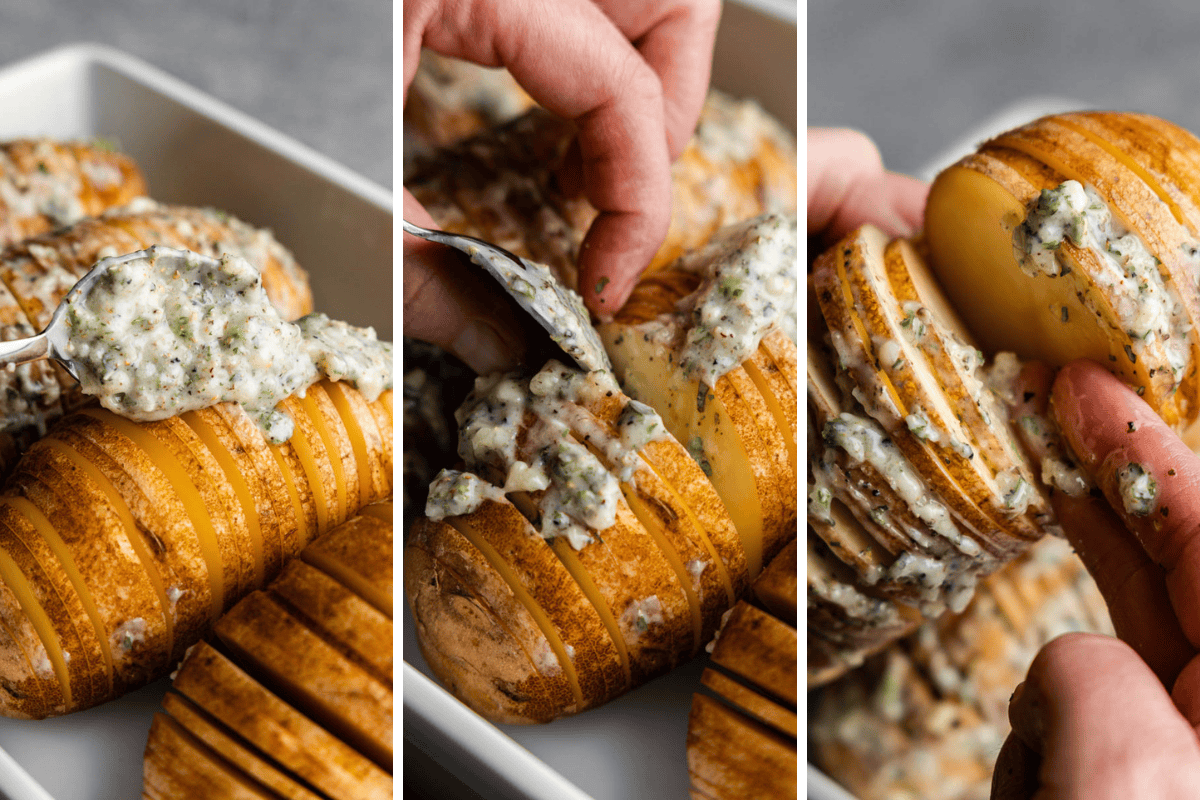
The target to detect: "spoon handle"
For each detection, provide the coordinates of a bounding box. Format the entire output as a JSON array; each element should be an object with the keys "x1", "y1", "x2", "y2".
[{"x1": 0, "y1": 333, "x2": 50, "y2": 370}]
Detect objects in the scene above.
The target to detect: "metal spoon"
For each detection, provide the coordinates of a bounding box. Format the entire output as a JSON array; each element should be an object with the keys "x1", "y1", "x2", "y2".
[
  {"x1": 403, "y1": 220, "x2": 611, "y2": 373},
  {"x1": 0, "y1": 246, "x2": 222, "y2": 380}
]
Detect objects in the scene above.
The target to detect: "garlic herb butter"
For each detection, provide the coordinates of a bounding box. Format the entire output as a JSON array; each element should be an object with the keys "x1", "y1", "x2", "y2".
[{"x1": 63, "y1": 246, "x2": 392, "y2": 443}]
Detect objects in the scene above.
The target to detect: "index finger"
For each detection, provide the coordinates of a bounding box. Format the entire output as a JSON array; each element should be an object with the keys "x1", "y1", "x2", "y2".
[
  {"x1": 408, "y1": 0, "x2": 672, "y2": 317},
  {"x1": 1051, "y1": 359, "x2": 1200, "y2": 649}
]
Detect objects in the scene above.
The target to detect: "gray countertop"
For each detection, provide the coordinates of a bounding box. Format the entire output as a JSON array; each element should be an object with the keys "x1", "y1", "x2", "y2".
[
  {"x1": 809, "y1": 0, "x2": 1200, "y2": 179},
  {"x1": 0, "y1": 0, "x2": 391, "y2": 188}
]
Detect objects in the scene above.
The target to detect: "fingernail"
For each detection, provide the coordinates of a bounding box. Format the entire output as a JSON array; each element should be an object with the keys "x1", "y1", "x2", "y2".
[
  {"x1": 451, "y1": 320, "x2": 513, "y2": 374},
  {"x1": 1008, "y1": 677, "x2": 1047, "y2": 751}
]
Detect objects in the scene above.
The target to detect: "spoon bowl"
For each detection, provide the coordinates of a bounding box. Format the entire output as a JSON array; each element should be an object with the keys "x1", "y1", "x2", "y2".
[{"x1": 403, "y1": 220, "x2": 611, "y2": 373}]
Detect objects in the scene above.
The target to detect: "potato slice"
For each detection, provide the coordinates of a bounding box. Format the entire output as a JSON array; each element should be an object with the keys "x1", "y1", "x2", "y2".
[
  {"x1": 814, "y1": 231, "x2": 1008, "y2": 552},
  {"x1": 753, "y1": 539, "x2": 797, "y2": 624},
  {"x1": 686, "y1": 693, "x2": 797, "y2": 800},
  {"x1": 884, "y1": 238, "x2": 1042, "y2": 495},
  {"x1": 987, "y1": 119, "x2": 1200, "y2": 421},
  {"x1": 405, "y1": 518, "x2": 579, "y2": 724},
  {"x1": 553, "y1": 390, "x2": 736, "y2": 654},
  {"x1": 710, "y1": 602, "x2": 795, "y2": 705},
  {"x1": 833, "y1": 226, "x2": 1046, "y2": 544},
  {"x1": 302, "y1": 514, "x2": 391, "y2": 618},
  {"x1": 433, "y1": 497, "x2": 627, "y2": 713},
  {"x1": 212, "y1": 591, "x2": 392, "y2": 770},
  {"x1": 806, "y1": 534, "x2": 919, "y2": 687},
  {"x1": 699, "y1": 668, "x2": 797, "y2": 738},
  {"x1": 268, "y1": 559, "x2": 392, "y2": 684},
  {"x1": 602, "y1": 323, "x2": 790, "y2": 578},
  {"x1": 807, "y1": 335, "x2": 941, "y2": 561},
  {"x1": 168, "y1": 641, "x2": 390, "y2": 799},
  {"x1": 143, "y1": 713, "x2": 276, "y2": 800},
  {"x1": 160, "y1": 692, "x2": 323, "y2": 800}
]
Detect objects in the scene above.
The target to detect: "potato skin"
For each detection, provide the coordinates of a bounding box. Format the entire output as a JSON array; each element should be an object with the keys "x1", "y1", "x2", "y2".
[
  {"x1": 0, "y1": 383, "x2": 393, "y2": 719},
  {"x1": 0, "y1": 139, "x2": 148, "y2": 249}
]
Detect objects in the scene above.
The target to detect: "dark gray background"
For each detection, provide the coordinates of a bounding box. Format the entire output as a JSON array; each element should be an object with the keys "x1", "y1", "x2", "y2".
[
  {"x1": 809, "y1": 0, "x2": 1200, "y2": 178},
  {"x1": 0, "y1": 0, "x2": 392, "y2": 188}
]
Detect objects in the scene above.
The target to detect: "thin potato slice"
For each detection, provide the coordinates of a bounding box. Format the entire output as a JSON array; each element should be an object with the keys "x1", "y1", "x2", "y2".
[
  {"x1": 212, "y1": 592, "x2": 392, "y2": 770},
  {"x1": 813, "y1": 229, "x2": 1019, "y2": 557},
  {"x1": 168, "y1": 642, "x2": 390, "y2": 799},
  {"x1": 686, "y1": 694, "x2": 797, "y2": 800},
  {"x1": 160, "y1": 692, "x2": 324, "y2": 800},
  {"x1": 268, "y1": 559, "x2": 392, "y2": 684},
  {"x1": 836, "y1": 226, "x2": 1046, "y2": 544},
  {"x1": 884, "y1": 238, "x2": 1042, "y2": 498},
  {"x1": 602, "y1": 325, "x2": 782, "y2": 578},
  {"x1": 700, "y1": 668, "x2": 797, "y2": 738},
  {"x1": 143, "y1": 714, "x2": 276, "y2": 800},
  {"x1": 446, "y1": 497, "x2": 627, "y2": 711}
]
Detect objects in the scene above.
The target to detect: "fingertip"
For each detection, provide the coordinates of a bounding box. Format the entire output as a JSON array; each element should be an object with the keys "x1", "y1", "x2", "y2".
[{"x1": 577, "y1": 209, "x2": 664, "y2": 318}]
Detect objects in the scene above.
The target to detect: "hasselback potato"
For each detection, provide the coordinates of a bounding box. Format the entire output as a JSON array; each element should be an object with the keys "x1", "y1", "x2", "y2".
[
  {"x1": 143, "y1": 503, "x2": 393, "y2": 800},
  {"x1": 406, "y1": 214, "x2": 797, "y2": 723},
  {"x1": 806, "y1": 110, "x2": 1200, "y2": 684},
  {"x1": 810, "y1": 536, "x2": 1112, "y2": 800},
  {"x1": 0, "y1": 139, "x2": 147, "y2": 248},
  {"x1": 0, "y1": 199, "x2": 314, "y2": 470},
  {"x1": 687, "y1": 539, "x2": 798, "y2": 800},
  {"x1": 405, "y1": 90, "x2": 796, "y2": 290},
  {"x1": 0, "y1": 379, "x2": 392, "y2": 718}
]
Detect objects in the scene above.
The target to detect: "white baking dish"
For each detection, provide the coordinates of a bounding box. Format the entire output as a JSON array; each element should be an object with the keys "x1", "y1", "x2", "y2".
[
  {"x1": 806, "y1": 95, "x2": 1089, "y2": 800},
  {"x1": 401, "y1": 3, "x2": 796, "y2": 799},
  {"x1": 0, "y1": 42, "x2": 392, "y2": 800}
]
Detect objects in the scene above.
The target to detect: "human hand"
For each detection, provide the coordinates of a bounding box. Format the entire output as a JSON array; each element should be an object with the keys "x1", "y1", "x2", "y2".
[
  {"x1": 992, "y1": 359, "x2": 1200, "y2": 799},
  {"x1": 807, "y1": 127, "x2": 929, "y2": 248},
  {"x1": 403, "y1": 0, "x2": 721, "y2": 372}
]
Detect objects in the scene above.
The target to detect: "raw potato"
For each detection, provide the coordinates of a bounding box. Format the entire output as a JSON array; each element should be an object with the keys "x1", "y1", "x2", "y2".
[
  {"x1": 144, "y1": 505, "x2": 393, "y2": 800},
  {"x1": 0, "y1": 200, "x2": 315, "y2": 473},
  {"x1": 0, "y1": 381, "x2": 393, "y2": 719},
  {"x1": 0, "y1": 139, "x2": 147, "y2": 248}
]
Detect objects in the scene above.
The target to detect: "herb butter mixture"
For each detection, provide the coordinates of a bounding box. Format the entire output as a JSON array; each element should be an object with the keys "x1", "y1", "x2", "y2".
[
  {"x1": 813, "y1": 409, "x2": 994, "y2": 615},
  {"x1": 426, "y1": 361, "x2": 667, "y2": 549},
  {"x1": 63, "y1": 246, "x2": 392, "y2": 443},
  {"x1": 676, "y1": 212, "x2": 798, "y2": 386},
  {"x1": 1014, "y1": 179, "x2": 1195, "y2": 386}
]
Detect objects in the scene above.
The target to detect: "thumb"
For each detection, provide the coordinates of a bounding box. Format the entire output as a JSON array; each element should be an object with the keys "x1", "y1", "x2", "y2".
[
  {"x1": 1003, "y1": 632, "x2": 1200, "y2": 798},
  {"x1": 403, "y1": 190, "x2": 529, "y2": 374}
]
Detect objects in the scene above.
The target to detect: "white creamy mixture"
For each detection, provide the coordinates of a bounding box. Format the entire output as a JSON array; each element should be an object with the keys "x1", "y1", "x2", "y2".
[
  {"x1": 63, "y1": 246, "x2": 391, "y2": 443},
  {"x1": 675, "y1": 213, "x2": 797, "y2": 386},
  {"x1": 425, "y1": 469, "x2": 507, "y2": 520},
  {"x1": 1014, "y1": 180, "x2": 1194, "y2": 385},
  {"x1": 1117, "y1": 462, "x2": 1157, "y2": 516},
  {"x1": 463, "y1": 242, "x2": 610, "y2": 373},
  {"x1": 818, "y1": 411, "x2": 993, "y2": 615},
  {"x1": 446, "y1": 361, "x2": 668, "y2": 547},
  {"x1": 0, "y1": 140, "x2": 89, "y2": 227},
  {"x1": 983, "y1": 352, "x2": 1093, "y2": 498}
]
